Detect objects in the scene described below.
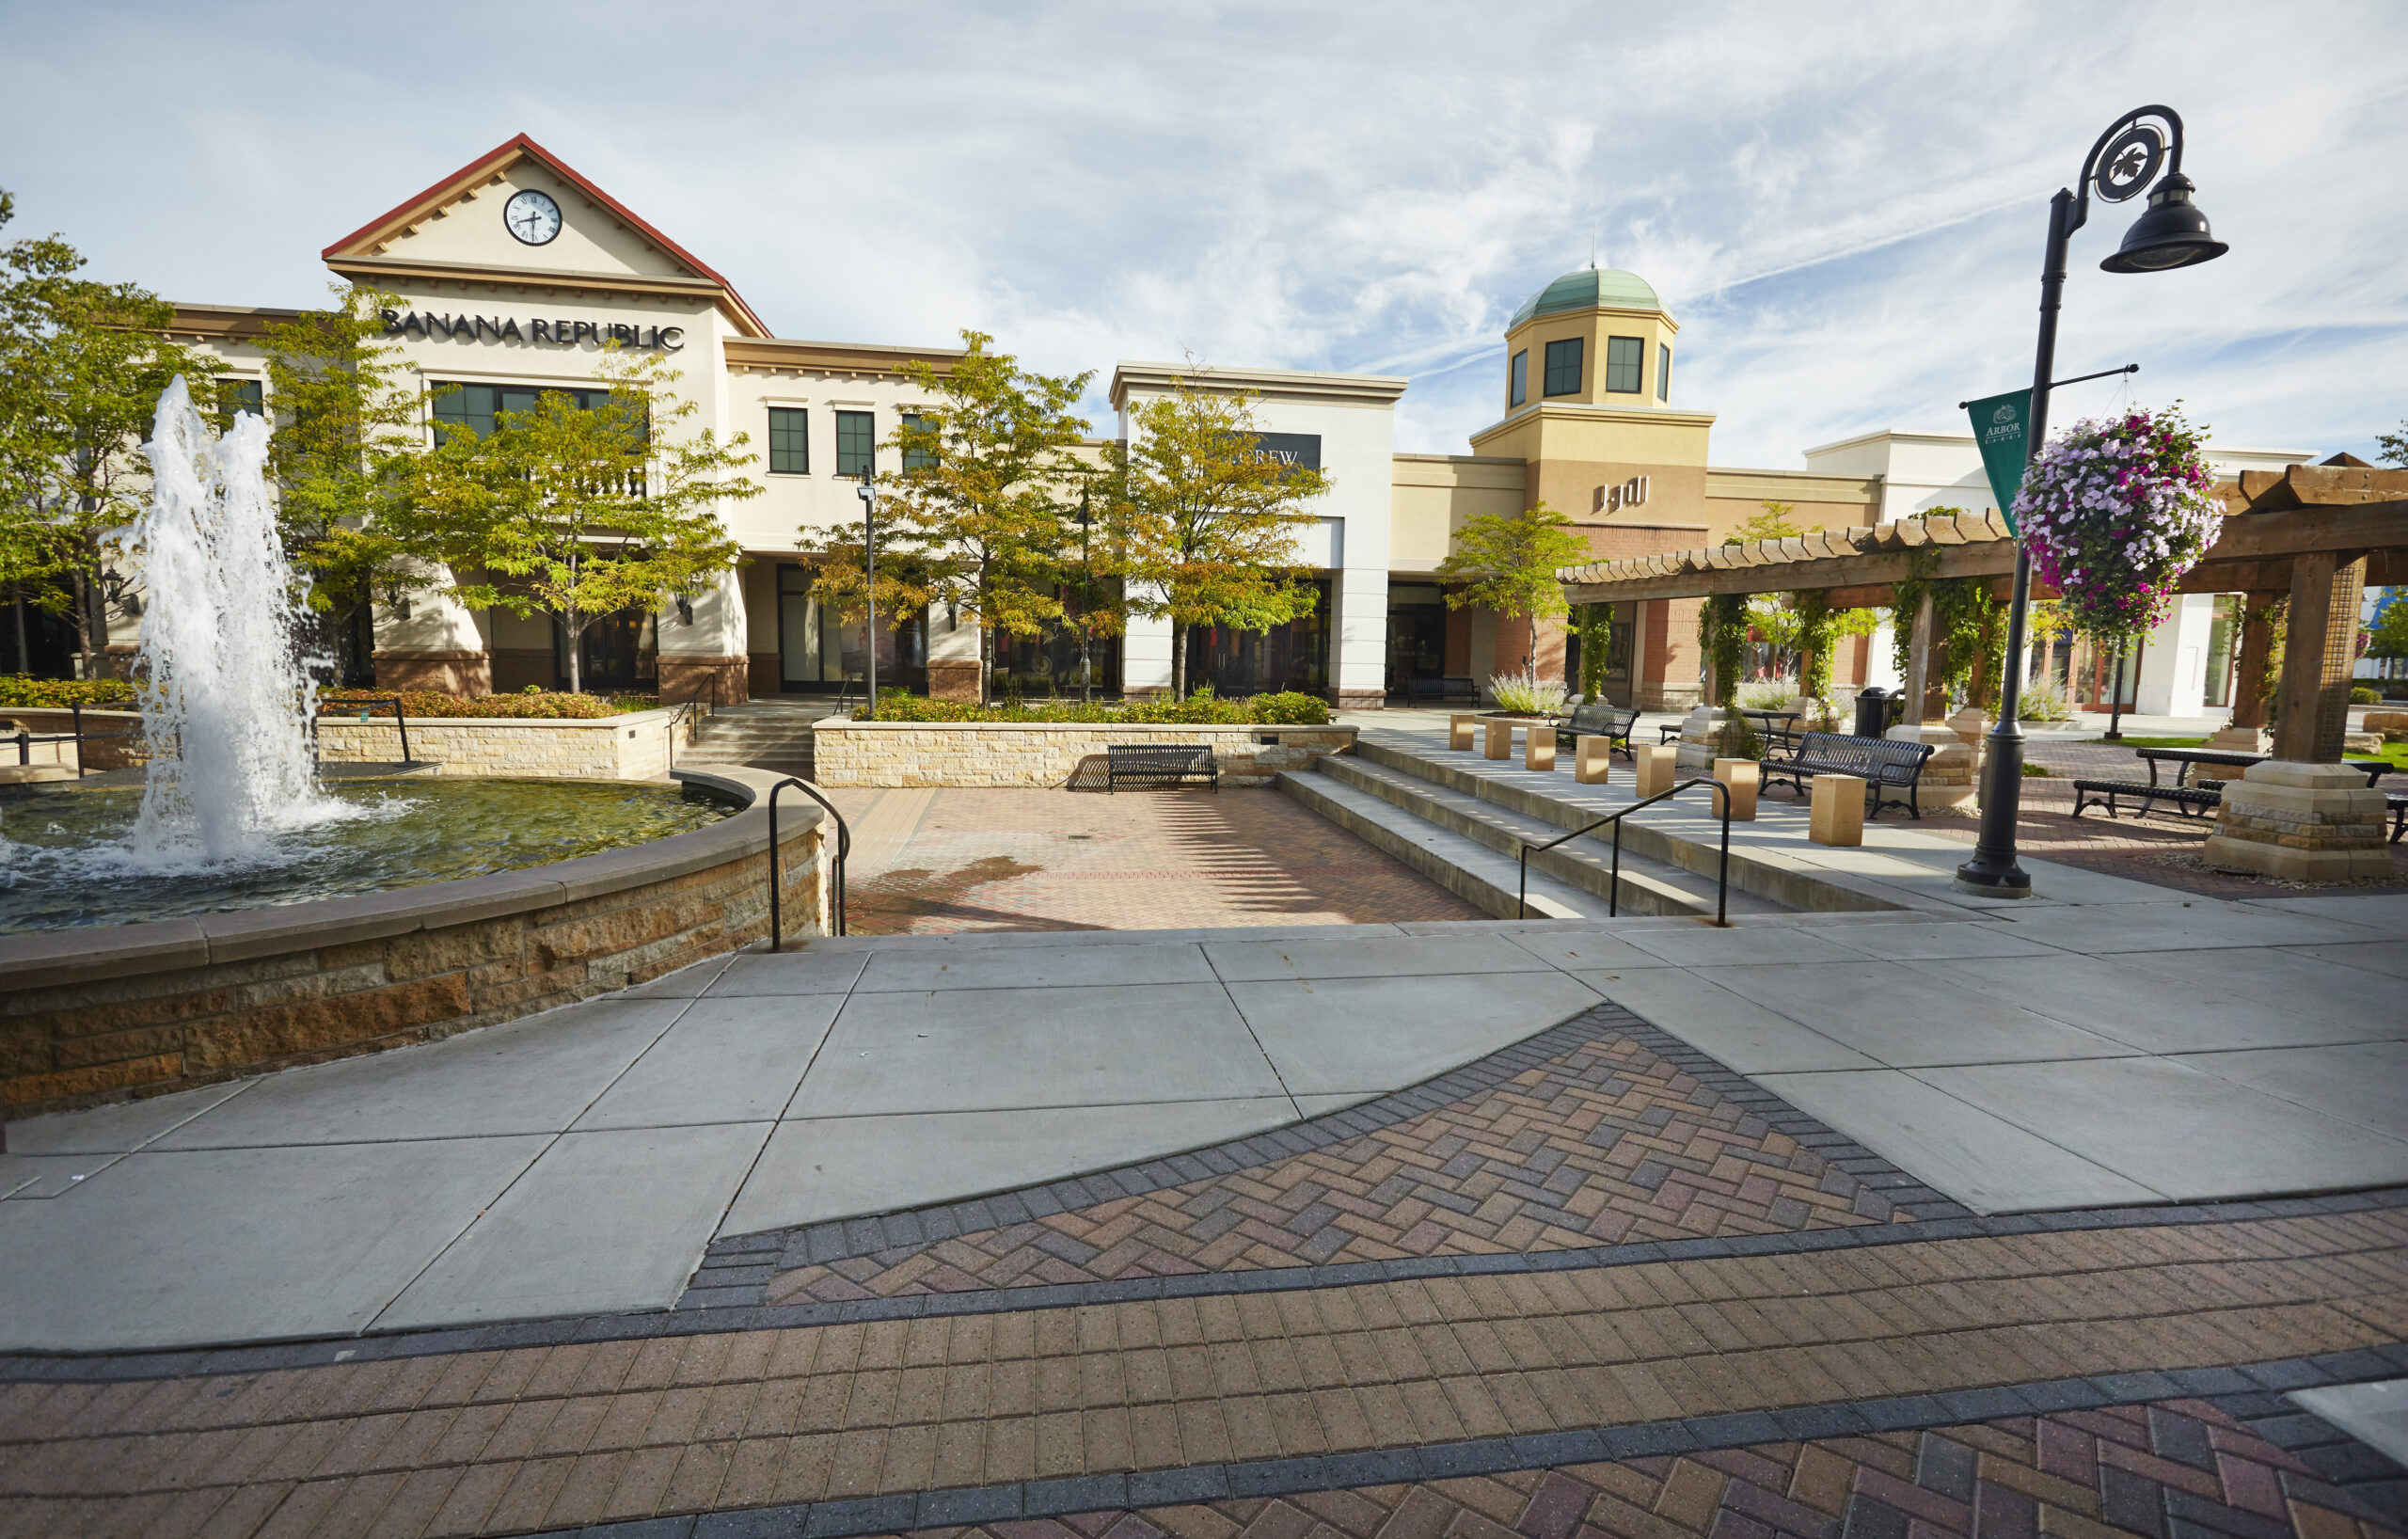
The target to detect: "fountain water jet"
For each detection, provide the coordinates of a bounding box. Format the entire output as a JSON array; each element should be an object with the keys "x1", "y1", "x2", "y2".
[{"x1": 121, "y1": 376, "x2": 346, "y2": 865}]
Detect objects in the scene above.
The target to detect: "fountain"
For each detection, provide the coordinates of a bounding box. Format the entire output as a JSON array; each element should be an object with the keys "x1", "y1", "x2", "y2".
[
  {"x1": 124, "y1": 375, "x2": 348, "y2": 865},
  {"x1": 0, "y1": 379, "x2": 735, "y2": 932}
]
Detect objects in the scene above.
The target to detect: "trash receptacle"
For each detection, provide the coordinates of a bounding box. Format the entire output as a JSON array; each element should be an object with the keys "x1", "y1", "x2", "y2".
[{"x1": 1854, "y1": 686, "x2": 1893, "y2": 738}]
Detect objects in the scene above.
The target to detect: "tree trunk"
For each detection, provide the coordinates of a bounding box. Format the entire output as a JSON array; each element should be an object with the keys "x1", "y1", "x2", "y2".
[
  {"x1": 565, "y1": 610, "x2": 582, "y2": 694},
  {"x1": 1171, "y1": 621, "x2": 1187, "y2": 701},
  {"x1": 70, "y1": 568, "x2": 95, "y2": 680}
]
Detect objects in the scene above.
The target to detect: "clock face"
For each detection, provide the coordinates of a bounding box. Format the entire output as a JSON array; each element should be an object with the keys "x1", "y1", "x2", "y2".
[{"x1": 503, "y1": 188, "x2": 562, "y2": 246}]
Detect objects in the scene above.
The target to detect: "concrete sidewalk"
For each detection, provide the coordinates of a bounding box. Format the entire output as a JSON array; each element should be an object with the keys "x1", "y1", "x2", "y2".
[{"x1": 3, "y1": 736, "x2": 2403, "y2": 1354}]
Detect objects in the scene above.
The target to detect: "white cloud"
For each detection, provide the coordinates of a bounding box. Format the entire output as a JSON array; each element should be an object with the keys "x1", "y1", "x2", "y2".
[{"x1": 3, "y1": 0, "x2": 2401, "y2": 462}]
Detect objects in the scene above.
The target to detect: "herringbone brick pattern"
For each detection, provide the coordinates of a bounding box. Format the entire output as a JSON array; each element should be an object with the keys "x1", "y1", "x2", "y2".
[
  {"x1": 758, "y1": 1033, "x2": 1896, "y2": 1308},
  {"x1": 898, "y1": 1402, "x2": 2400, "y2": 1539}
]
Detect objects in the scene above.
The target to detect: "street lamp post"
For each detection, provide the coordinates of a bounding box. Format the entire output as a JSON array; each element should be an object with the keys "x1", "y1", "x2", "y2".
[
  {"x1": 1955, "y1": 104, "x2": 2227, "y2": 898},
  {"x1": 1076, "y1": 486, "x2": 1095, "y2": 705},
  {"x1": 857, "y1": 460, "x2": 878, "y2": 721}
]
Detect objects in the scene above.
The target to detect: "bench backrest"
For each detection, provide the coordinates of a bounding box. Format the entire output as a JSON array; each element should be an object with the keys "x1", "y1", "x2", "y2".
[
  {"x1": 1565, "y1": 704, "x2": 1634, "y2": 738},
  {"x1": 1107, "y1": 743, "x2": 1215, "y2": 768},
  {"x1": 1789, "y1": 731, "x2": 1933, "y2": 783}
]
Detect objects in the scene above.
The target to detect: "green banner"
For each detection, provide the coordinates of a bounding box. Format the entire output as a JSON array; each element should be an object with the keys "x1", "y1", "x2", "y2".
[{"x1": 1966, "y1": 389, "x2": 2032, "y2": 534}]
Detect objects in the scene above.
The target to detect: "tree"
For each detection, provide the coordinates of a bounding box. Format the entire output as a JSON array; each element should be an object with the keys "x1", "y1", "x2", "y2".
[
  {"x1": 1725, "y1": 499, "x2": 1816, "y2": 546},
  {"x1": 2368, "y1": 592, "x2": 2408, "y2": 663},
  {"x1": 868, "y1": 331, "x2": 1094, "y2": 704},
  {"x1": 254, "y1": 283, "x2": 424, "y2": 684},
  {"x1": 1111, "y1": 379, "x2": 1330, "y2": 699},
  {"x1": 402, "y1": 345, "x2": 757, "y2": 692},
  {"x1": 1436, "y1": 500, "x2": 1590, "y2": 674},
  {"x1": 2378, "y1": 421, "x2": 2407, "y2": 468},
  {"x1": 0, "y1": 194, "x2": 223, "y2": 677}
]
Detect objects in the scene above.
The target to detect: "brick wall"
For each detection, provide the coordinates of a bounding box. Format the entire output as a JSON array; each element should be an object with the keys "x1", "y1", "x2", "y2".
[
  {"x1": 812, "y1": 721, "x2": 1357, "y2": 787},
  {"x1": 0, "y1": 767, "x2": 826, "y2": 1119}
]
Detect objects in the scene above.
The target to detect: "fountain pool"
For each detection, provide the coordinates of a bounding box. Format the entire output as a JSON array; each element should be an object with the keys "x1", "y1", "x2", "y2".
[{"x1": 0, "y1": 778, "x2": 736, "y2": 932}]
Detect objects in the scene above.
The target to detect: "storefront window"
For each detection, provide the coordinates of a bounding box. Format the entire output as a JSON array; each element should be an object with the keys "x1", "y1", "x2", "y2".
[
  {"x1": 1386, "y1": 582, "x2": 1448, "y2": 693},
  {"x1": 768, "y1": 407, "x2": 809, "y2": 474},
  {"x1": 1184, "y1": 578, "x2": 1331, "y2": 695},
  {"x1": 774, "y1": 563, "x2": 926, "y2": 693},
  {"x1": 431, "y1": 380, "x2": 623, "y2": 441},
  {"x1": 1606, "y1": 336, "x2": 1643, "y2": 393}
]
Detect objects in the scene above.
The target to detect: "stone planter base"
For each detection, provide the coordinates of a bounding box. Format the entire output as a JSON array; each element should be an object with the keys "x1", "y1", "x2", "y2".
[
  {"x1": 1888, "y1": 723, "x2": 1976, "y2": 810},
  {"x1": 2201, "y1": 760, "x2": 2392, "y2": 882}
]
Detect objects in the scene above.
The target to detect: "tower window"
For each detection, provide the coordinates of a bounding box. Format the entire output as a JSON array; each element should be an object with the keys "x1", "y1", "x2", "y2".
[
  {"x1": 1606, "y1": 336, "x2": 1644, "y2": 393},
  {"x1": 1508, "y1": 350, "x2": 1528, "y2": 408},
  {"x1": 768, "y1": 407, "x2": 809, "y2": 473},
  {"x1": 1543, "y1": 338, "x2": 1582, "y2": 397},
  {"x1": 1658, "y1": 344, "x2": 1671, "y2": 402}
]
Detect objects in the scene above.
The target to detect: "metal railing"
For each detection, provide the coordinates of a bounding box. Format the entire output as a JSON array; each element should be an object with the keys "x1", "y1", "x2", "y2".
[
  {"x1": 663, "y1": 674, "x2": 721, "y2": 771},
  {"x1": 6, "y1": 703, "x2": 141, "y2": 778},
  {"x1": 767, "y1": 776, "x2": 850, "y2": 945},
  {"x1": 1516, "y1": 776, "x2": 1735, "y2": 926}
]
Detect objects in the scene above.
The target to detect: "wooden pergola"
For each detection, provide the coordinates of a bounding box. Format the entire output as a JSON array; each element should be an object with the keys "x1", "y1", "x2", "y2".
[{"x1": 1558, "y1": 463, "x2": 2408, "y2": 762}]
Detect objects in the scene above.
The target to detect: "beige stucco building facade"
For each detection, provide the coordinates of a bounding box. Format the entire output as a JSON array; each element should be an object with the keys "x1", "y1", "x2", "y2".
[{"x1": 146, "y1": 132, "x2": 2303, "y2": 713}]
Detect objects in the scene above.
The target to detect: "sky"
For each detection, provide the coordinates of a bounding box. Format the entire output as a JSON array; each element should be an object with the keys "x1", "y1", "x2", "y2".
[{"x1": 3, "y1": 1, "x2": 2403, "y2": 468}]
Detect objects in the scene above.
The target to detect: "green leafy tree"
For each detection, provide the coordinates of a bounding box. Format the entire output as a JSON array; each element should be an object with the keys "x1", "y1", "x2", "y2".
[
  {"x1": 1110, "y1": 379, "x2": 1331, "y2": 699},
  {"x1": 869, "y1": 331, "x2": 1095, "y2": 704},
  {"x1": 402, "y1": 346, "x2": 757, "y2": 692},
  {"x1": 1436, "y1": 500, "x2": 1590, "y2": 674},
  {"x1": 0, "y1": 194, "x2": 223, "y2": 677},
  {"x1": 254, "y1": 283, "x2": 425, "y2": 683},
  {"x1": 2378, "y1": 421, "x2": 2407, "y2": 468},
  {"x1": 1724, "y1": 499, "x2": 1816, "y2": 546},
  {"x1": 2367, "y1": 593, "x2": 2407, "y2": 662}
]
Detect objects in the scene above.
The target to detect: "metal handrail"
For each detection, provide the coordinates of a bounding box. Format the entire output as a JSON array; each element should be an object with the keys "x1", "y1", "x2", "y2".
[
  {"x1": 662, "y1": 674, "x2": 720, "y2": 770},
  {"x1": 5, "y1": 703, "x2": 139, "y2": 778},
  {"x1": 767, "y1": 776, "x2": 850, "y2": 946},
  {"x1": 1516, "y1": 776, "x2": 1735, "y2": 926}
]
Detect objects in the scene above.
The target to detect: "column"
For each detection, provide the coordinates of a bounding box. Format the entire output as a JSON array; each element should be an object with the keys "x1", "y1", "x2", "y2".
[
  {"x1": 2271, "y1": 551, "x2": 2366, "y2": 763},
  {"x1": 2207, "y1": 590, "x2": 2282, "y2": 750},
  {"x1": 655, "y1": 566, "x2": 751, "y2": 706}
]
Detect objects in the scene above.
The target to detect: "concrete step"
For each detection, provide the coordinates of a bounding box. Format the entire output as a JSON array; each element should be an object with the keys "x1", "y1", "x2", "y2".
[
  {"x1": 1348, "y1": 737, "x2": 1912, "y2": 917},
  {"x1": 1275, "y1": 770, "x2": 1613, "y2": 919},
  {"x1": 1307, "y1": 755, "x2": 1783, "y2": 919}
]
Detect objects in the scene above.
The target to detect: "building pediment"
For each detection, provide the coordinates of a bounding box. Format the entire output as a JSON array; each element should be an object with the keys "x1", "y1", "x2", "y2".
[{"x1": 321, "y1": 134, "x2": 768, "y2": 336}]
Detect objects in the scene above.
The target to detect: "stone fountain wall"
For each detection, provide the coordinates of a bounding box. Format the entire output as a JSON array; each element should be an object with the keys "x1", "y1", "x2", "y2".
[{"x1": 0, "y1": 768, "x2": 827, "y2": 1119}]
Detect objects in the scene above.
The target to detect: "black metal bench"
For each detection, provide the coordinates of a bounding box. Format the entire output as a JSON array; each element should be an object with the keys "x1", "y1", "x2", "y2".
[
  {"x1": 2071, "y1": 779, "x2": 2222, "y2": 821},
  {"x1": 1404, "y1": 676, "x2": 1479, "y2": 706},
  {"x1": 2387, "y1": 789, "x2": 2406, "y2": 844},
  {"x1": 1556, "y1": 703, "x2": 1637, "y2": 759},
  {"x1": 1106, "y1": 743, "x2": 1219, "y2": 792},
  {"x1": 1760, "y1": 731, "x2": 1937, "y2": 819}
]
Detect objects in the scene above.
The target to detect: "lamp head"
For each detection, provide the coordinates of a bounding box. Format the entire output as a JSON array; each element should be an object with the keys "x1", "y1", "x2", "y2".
[
  {"x1": 856, "y1": 475, "x2": 874, "y2": 505},
  {"x1": 2100, "y1": 173, "x2": 2227, "y2": 273}
]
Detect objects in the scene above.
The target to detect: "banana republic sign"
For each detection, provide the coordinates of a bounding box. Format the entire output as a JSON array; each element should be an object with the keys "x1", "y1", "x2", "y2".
[{"x1": 378, "y1": 309, "x2": 685, "y2": 352}]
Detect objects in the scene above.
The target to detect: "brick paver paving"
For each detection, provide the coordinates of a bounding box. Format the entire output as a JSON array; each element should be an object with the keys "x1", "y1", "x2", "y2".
[
  {"x1": 3, "y1": 1212, "x2": 2404, "y2": 1535},
  {"x1": 823, "y1": 789, "x2": 1488, "y2": 934},
  {"x1": 1889, "y1": 739, "x2": 2408, "y2": 898},
  {"x1": 724, "y1": 1012, "x2": 1926, "y2": 1311}
]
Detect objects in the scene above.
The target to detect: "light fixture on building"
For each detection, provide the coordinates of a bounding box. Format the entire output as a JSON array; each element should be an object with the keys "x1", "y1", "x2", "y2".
[
  {"x1": 676, "y1": 595, "x2": 694, "y2": 626},
  {"x1": 1956, "y1": 104, "x2": 2226, "y2": 900}
]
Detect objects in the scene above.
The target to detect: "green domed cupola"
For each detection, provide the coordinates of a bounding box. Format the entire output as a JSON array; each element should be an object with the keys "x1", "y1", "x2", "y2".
[{"x1": 1509, "y1": 266, "x2": 1660, "y2": 328}]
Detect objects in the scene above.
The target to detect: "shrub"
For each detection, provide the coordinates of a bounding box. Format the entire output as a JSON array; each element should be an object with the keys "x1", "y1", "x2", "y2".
[
  {"x1": 0, "y1": 675, "x2": 137, "y2": 708},
  {"x1": 1487, "y1": 668, "x2": 1568, "y2": 716},
  {"x1": 862, "y1": 689, "x2": 1330, "y2": 725},
  {"x1": 2352, "y1": 686, "x2": 2380, "y2": 705},
  {"x1": 320, "y1": 689, "x2": 633, "y2": 720},
  {"x1": 2018, "y1": 677, "x2": 2073, "y2": 722},
  {"x1": 1735, "y1": 676, "x2": 1799, "y2": 711}
]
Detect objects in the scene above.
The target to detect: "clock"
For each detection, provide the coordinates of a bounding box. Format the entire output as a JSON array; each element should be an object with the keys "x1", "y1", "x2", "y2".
[{"x1": 502, "y1": 188, "x2": 562, "y2": 246}]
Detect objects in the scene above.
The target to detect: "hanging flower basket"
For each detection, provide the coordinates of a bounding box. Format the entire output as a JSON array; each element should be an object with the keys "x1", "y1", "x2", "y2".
[{"x1": 2012, "y1": 405, "x2": 2222, "y2": 643}]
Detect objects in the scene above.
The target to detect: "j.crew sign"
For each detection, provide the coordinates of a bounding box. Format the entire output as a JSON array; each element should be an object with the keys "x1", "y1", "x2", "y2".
[
  {"x1": 1594, "y1": 475, "x2": 1650, "y2": 514},
  {"x1": 379, "y1": 310, "x2": 685, "y2": 352}
]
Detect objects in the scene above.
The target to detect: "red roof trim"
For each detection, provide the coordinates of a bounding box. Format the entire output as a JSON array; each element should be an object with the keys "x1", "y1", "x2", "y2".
[{"x1": 319, "y1": 133, "x2": 769, "y2": 338}]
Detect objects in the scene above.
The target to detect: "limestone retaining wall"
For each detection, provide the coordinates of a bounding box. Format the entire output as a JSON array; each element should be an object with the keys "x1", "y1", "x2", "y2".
[
  {"x1": 0, "y1": 767, "x2": 827, "y2": 1119},
  {"x1": 0, "y1": 707, "x2": 703, "y2": 780},
  {"x1": 811, "y1": 719, "x2": 1356, "y2": 787}
]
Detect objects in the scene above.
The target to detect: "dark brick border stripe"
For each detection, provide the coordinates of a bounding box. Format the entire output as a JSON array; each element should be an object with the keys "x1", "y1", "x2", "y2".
[
  {"x1": 524, "y1": 1349, "x2": 2408, "y2": 1539},
  {"x1": 681, "y1": 1005, "x2": 1973, "y2": 1309}
]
